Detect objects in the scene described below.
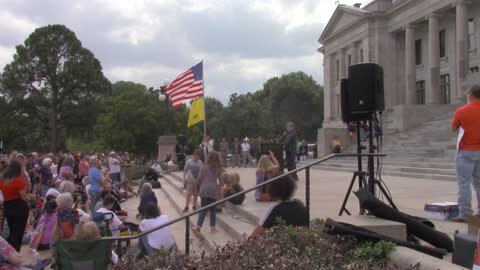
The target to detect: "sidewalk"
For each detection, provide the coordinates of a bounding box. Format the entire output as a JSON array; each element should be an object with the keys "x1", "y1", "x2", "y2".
[{"x1": 204, "y1": 167, "x2": 468, "y2": 237}]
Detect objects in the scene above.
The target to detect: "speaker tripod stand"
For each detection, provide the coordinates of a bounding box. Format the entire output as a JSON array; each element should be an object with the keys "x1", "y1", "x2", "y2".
[{"x1": 338, "y1": 117, "x2": 397, "y2": 216}]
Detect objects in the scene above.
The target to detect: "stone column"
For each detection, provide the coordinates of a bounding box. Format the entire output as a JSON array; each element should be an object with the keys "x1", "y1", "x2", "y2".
[
  {"x1": 339, "y1": 49, "x2": 346, "y2": 79},
  {"x1": 352, "y1": 43, "x2": 359, "y2": 65},
  {"x1": 405, "y1": 24, "x2": 417, "y2": 104},
  {"x1": 455, "y1": 0, "x2": 470, "y2": 100},
  {"x1": 323, "y1": 54, "x2": 332, "y2": 121},
  {"x1": 427, "y1": 14, "x2": 441, "y2": 104}
]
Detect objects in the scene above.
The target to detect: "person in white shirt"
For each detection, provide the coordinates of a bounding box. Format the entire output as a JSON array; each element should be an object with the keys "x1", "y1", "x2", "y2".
[
  {"x1": 241, "y1": 138, "x2": 253, "y2": 167},
  {"x1": 139, "y1": 202, "x2": 176, "y2": 255},
  {"x1": 95, "y1": 195, "x2": 124, "y2": 237},
  {"x1": 46, "y1": 180, "x2": 62, "y2": 198},
  {"x1": 108, "y1": 152, "x2": 122, "y2": 183},
  {"x1": 151, "y1": 160, "x2": 163, "y2": 176}
]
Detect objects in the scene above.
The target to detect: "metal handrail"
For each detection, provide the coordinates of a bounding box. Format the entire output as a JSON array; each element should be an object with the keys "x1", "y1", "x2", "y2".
[{"x1": 101, "y1": 153, "x2": 385, "y2": 255}]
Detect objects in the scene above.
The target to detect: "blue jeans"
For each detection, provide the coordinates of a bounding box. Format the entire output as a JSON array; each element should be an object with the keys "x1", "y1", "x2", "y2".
[
  {"x1": 89, "y1": 190, "x2": 101, "y2": 214},
  {"x1": 110, "y1": 172, "x2": 121, "y2": 183},
  {"x1": 286, "y1": 151, "x2": 296, "y2": 171},
  {"x1": 456, "y1": 150, "x2": 480, "y2": 218},
  {"x1": 196, "y1": 197, "x2": 216, "y2": 227}
]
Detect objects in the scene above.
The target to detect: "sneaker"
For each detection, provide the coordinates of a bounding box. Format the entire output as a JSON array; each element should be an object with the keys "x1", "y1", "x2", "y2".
[
  {"x1": 192, "y1": 206, "x2": 197, "y2": 210},
  {"x1": 183, "y1": 207, "x2": 189, "y2": 213}
]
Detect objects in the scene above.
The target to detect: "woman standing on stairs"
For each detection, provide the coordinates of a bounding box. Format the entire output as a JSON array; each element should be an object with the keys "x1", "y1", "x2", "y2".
[{"x1": 193, "y1": 152, "x2": 223, "y2": 234}]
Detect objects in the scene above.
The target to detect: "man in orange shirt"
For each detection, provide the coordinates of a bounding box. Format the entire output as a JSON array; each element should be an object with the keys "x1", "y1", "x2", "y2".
[{"x1": 451, "y1": 85, "x2": 480, "y2": 222}]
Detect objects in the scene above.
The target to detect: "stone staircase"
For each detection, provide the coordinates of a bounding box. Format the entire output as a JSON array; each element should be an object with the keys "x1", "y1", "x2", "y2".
[
  {"x1": 158, "y1": 173, "x2": 257, "y2": 253},
  {"x1": 304, "y1": 111, "x2": 459, "y2": 181}
]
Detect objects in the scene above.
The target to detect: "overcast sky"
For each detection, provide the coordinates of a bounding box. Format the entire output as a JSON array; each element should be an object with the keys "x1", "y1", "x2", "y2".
[{"x1": 0, "y1": 0, "x2": 371, "y2": 103}]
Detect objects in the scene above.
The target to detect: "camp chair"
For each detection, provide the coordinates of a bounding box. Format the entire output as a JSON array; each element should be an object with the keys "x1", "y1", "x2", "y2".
[
  {"x1": 93, "y1": 212, "x2": 114, "y2": 237},
  {"x1": 54, "y1": 239, "x2": 111, "y2": 270}
]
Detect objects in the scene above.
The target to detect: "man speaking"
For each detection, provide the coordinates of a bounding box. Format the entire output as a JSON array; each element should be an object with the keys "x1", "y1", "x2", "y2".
[
  {"x1": 283, "y1": 122, "x2": 298, "y2": 179},
  {"x1": 452, "y1": 85, "x2": 480, "y2": 222}
]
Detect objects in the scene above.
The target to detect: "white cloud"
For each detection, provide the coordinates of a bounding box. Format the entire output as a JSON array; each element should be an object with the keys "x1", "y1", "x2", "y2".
[
  {"x1": 0, "y1": 0, "x2": 372, "y2": 103},
  {"x1": 0, "y1": 46, "x2": 15, "y2": 66}
]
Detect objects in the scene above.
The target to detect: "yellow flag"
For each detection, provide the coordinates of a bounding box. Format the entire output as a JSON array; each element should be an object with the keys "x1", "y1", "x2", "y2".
[{"x1": 188, "y1": 98, "x2": 205, "y2": 127}]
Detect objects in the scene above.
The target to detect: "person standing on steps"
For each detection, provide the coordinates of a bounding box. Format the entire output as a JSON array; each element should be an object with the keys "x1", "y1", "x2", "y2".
[
  {"x1": 193, "y1": 152, "x2": 223, "y2": 234},
  {"x1": 183, "y1": 150, "x2": 203, "y2": 212},
  {"x1": 283, "y1": 122, "x2": 298, "y2": 179},
  {"x1": 241, "y1": 138, "x2": 253, "y2": 167},
  {"x1": 231, "y1": 138, "x2": 241, "y2": 168},
  {"x1": 451, "y1": 85, "x2": 480, "y2": 222}
]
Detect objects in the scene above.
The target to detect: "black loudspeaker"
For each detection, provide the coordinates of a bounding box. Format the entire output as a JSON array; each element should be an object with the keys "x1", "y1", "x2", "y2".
[
  {"x1": 340, "y1": 78, "x2": 370, "y2": 123},
  {"x1": 347, "y1": 63, "x2": 385, "y2": 114}
]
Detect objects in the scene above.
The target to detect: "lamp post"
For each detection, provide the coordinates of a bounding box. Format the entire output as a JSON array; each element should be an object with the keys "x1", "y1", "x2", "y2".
[{"x1": 158, "y1": 81, "x2": 173, "y2": 135}]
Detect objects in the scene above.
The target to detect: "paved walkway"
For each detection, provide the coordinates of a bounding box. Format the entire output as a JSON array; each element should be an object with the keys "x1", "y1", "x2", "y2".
[
  {"x1": 186, "y1": 167, "x2": 470, "y2": 237},
  {"x1": 18, "y1": 166, "x2": 469, "y2": 265}
]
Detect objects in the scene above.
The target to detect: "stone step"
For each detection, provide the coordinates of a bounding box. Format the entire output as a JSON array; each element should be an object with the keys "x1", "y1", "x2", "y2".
[
  {"x1": 162, "y1": 175, "x2": 255, "y2": 245},
  {"x1": 322, "y1": 156, "x2": 455, "y2": 163},
  {"x1": 316, "y1": 160, "x2": 455, "y2": 169},
  {"x1": 154, "y1": 186, "x2": 209, "y2": 253},
  {"x1": 313, "y1": 162, "x2": 456, "y2": 176},
  {"x1": 310, "y1": 165, "x2": 456, "y2": 182},
  {"x1": 159, "y1": 179, "x2": 215, "y2": 252}
]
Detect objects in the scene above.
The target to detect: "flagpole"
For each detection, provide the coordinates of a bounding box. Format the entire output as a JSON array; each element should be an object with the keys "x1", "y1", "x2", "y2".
[{"x1": 202, "y1": 60, "x2": 207, "y2": 138}]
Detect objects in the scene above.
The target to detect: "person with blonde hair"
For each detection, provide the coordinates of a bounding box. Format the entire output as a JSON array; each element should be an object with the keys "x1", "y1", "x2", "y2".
[
  {"x1": 193, "y1": 152, "x2": 223, "y2": 233},
  {"x1": 223, "y1": 173, "x2": 245, "y2": 205},
  {"x1": 73, "y1": 221, "x2": 118, "y2": 265},
  {"x1": 255, "y1": 151, "x2": 280, "y2": 202}
]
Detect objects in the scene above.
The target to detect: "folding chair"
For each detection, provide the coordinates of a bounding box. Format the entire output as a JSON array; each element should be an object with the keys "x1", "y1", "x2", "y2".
[{"x1": 54, "y1": 239, "x2": 112, "y2": 270}]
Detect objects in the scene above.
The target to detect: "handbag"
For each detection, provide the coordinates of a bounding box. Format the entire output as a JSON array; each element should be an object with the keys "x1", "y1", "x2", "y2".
[{"x1": 29, "y1": 222, "x2": 45, "y2": 249}]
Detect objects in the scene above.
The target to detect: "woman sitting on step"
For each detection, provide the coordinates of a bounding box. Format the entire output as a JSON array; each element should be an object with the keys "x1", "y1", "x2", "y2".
[{"x1": 255, "y1": 151, "x2": 280, "y2": 202}]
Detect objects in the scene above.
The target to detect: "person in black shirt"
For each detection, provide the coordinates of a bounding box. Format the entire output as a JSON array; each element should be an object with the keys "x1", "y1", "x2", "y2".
[{"x1": 250, "y1": 175, "x2": 308, "y2": 237}]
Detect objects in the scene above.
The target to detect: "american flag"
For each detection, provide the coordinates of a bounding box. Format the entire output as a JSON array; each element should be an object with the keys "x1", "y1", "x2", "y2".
[{"x1": 166, "y1": 61, "x2": 204, "y2": 108}]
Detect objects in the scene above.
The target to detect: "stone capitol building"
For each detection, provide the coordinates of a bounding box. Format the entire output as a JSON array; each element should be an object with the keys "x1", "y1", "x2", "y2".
[{"x1": 317, "y1": 0, "x2": 480, "y2": 156}]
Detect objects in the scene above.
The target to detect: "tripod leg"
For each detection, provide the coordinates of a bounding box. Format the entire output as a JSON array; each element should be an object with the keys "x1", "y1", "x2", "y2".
[
  {"x1": 339, "y1": 173, "x2": 358, "y2": 216},
  {"x1": 375, "y1": 179, "x2": 398, "y2": 210},
  {"x1": 358, "y1": 173, "x2": 367, "y2": 215}
]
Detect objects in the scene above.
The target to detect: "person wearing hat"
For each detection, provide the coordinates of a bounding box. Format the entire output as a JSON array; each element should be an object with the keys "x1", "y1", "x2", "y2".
[
  {"x1": 241, "y1": 138, "x2": 253, "y2": 167},
  {"x1": 108, "y1": 152, "x2": 122, "y2": 183}
]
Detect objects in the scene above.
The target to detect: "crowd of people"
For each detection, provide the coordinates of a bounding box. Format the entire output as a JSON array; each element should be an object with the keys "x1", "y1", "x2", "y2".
[
  {"x1": 0, "y1": 122, "x2": 312, "y2": 268},
  {"x1": 0, "y1": 150, "x2": 162, "y2": 269}
]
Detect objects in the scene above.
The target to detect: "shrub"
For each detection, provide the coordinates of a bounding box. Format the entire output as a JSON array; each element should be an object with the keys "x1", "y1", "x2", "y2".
[{"x1": 115, "y1": 221, "x2": 418, "y2": 270}]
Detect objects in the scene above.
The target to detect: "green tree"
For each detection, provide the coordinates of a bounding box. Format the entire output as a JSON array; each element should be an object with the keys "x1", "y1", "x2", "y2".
[
  {"x1": 264, "y1": 71, "x2": 324, "y2": 140},
  {"x1": 0, "y1": 24, "x2": 111, "y2": 152},
  {"x1": 113, "y1": 81, "x2": 147, "y2": 95},
  {"x1": 95, "y1": 88, "x2": 165, "y2": 155}
]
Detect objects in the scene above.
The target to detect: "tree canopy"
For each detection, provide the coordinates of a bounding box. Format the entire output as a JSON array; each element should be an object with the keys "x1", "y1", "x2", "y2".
[
  {"x1": 0, "y1": 25, "x2": 324, "y2": 155},
  {"x1": 0, "y1": 24, "x2": 111, "y2": 152},
  {"x1": 205, "y1": 72, "x2": 324, "y2": 142}
]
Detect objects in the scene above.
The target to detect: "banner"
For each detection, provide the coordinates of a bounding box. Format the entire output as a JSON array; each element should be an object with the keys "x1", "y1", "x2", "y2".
[{"x1": 188, "y1": 98, "x2": 205, "y2": 128}]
